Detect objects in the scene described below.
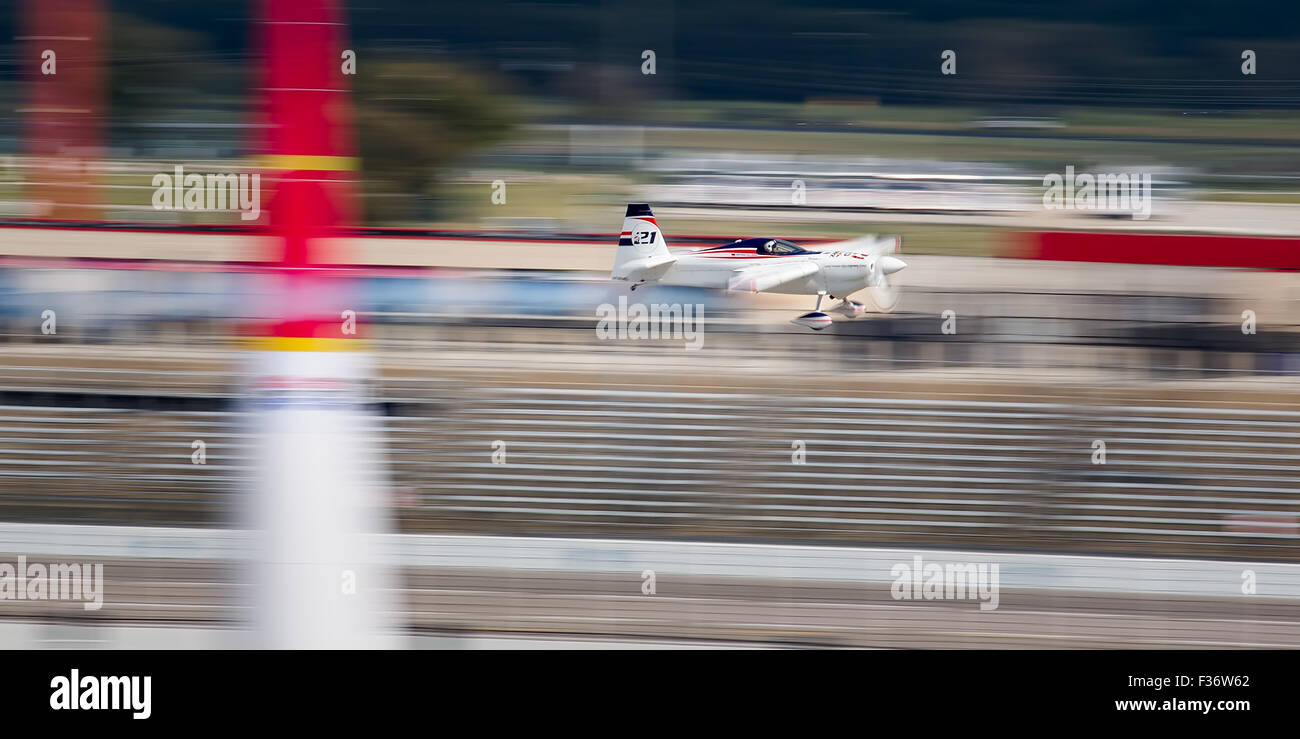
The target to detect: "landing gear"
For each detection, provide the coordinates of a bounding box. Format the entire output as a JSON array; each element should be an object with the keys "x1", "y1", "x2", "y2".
[{"x1": 791, "y1": 290, "x2": 833, "y2": 331}]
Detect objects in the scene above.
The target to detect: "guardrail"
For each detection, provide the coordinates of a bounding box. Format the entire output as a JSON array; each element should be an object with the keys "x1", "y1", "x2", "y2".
[{"x1": 3, "y1": 522, "x2": 1296, "y2": 599}]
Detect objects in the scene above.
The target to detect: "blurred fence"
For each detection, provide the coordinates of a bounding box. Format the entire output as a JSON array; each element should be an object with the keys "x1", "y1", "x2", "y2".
[
  {"x1": 0, "y1": 345, "x2": 1296, "y2": 561},
  {"x1": 404, "y1": 384, "x2": 1300, "y2": 560}
]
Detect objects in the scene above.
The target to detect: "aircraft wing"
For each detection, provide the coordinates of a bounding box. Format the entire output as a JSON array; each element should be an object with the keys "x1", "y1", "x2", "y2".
[{"x1": 727, "y1": 260, "x2": 821, "y2": 293}]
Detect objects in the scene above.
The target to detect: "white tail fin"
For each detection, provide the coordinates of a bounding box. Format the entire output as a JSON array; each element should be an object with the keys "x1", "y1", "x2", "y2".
[{"x1": 611, "y1": 203, "x2": 676, "y2": 283}]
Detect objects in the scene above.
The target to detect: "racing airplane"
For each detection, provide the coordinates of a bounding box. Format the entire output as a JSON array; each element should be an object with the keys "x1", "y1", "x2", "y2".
[{"x1": 610, "y1": 203, "x2": 906, "y2": 330}]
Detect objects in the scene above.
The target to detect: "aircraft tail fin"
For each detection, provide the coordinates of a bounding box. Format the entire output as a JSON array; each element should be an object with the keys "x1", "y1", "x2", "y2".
[{"x1": 611, "y1": 203, "x2": 675, "y2": 283}]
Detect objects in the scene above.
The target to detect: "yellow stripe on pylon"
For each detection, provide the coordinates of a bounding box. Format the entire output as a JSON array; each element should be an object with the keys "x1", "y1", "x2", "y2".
[
  {"x1": 263, "y1": 154, "x2": 359, "y2": 172},
  {"x1": 244, "y1": 336, "x2": 363, "y2": 352}
]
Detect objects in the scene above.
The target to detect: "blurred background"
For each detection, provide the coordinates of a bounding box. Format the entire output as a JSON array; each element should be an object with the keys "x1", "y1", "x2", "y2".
[{"x1": 0, "y1": 0, "x2": 1298, "y2": 649}]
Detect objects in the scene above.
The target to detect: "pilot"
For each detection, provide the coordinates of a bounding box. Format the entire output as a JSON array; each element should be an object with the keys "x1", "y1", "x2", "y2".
[{"x1": 758, "y1": 239, "x2": 802, "y2": 255}]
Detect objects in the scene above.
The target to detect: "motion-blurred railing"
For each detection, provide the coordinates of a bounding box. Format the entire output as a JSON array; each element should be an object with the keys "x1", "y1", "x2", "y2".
[{"x1": 0, "y1": 356, "x2": 1295, "y2": 561}]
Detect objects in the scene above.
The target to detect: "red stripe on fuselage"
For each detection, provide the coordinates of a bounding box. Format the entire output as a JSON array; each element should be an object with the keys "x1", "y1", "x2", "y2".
[{"x1": 695, "y1": 254, "x2": 781, "y2": 259}]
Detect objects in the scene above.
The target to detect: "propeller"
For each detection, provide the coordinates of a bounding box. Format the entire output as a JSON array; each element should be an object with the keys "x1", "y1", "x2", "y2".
[{"x1": 867, "y1": 254, "x2": 906, "y2": 312}]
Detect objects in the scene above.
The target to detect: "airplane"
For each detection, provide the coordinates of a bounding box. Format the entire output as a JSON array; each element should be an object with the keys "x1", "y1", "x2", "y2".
[{"x1": 610, "y1": 203, "x2": 906, "y2": 330}]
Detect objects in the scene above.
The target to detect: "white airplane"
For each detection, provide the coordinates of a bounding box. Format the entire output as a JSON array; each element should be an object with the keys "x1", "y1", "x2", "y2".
[{"x1": 610, "y1": 203, "x2": 906, "y2": 330}]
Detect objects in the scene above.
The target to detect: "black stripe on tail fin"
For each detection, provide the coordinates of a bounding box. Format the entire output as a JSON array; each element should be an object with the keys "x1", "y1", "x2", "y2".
[{"x1": 625, "y1": 203, "x2": 654, "y2": 218}]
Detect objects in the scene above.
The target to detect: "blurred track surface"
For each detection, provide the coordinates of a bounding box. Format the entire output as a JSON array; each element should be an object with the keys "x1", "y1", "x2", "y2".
[{"x1": 1, "y1": 559, "x2": 1296, "y2": 648}]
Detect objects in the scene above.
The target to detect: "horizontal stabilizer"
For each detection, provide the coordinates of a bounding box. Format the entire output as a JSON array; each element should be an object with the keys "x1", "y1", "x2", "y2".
[{"x1": 619, "y1": 253, "x2": 677, "y2": 282}]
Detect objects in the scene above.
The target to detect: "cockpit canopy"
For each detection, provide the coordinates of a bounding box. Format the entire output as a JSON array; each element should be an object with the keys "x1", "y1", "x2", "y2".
[
  {"x1": 757, "y1": 238, "x2": 805, "y2": 255},
  {"x1": 699, "y1": 237, "x2": 811, "y2": 256}
]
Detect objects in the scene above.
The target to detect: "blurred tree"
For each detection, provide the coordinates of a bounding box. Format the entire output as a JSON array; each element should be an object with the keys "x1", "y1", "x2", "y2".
[
  {"x1": 107, "y1": 13, "x2": 239, "y2": 149},
  {"x1": 353, "y1": 60, "x2": 515, "y2": 224},
  {"x1": 94, "y1": 0, "x2": 1300, "y2": 113}
]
